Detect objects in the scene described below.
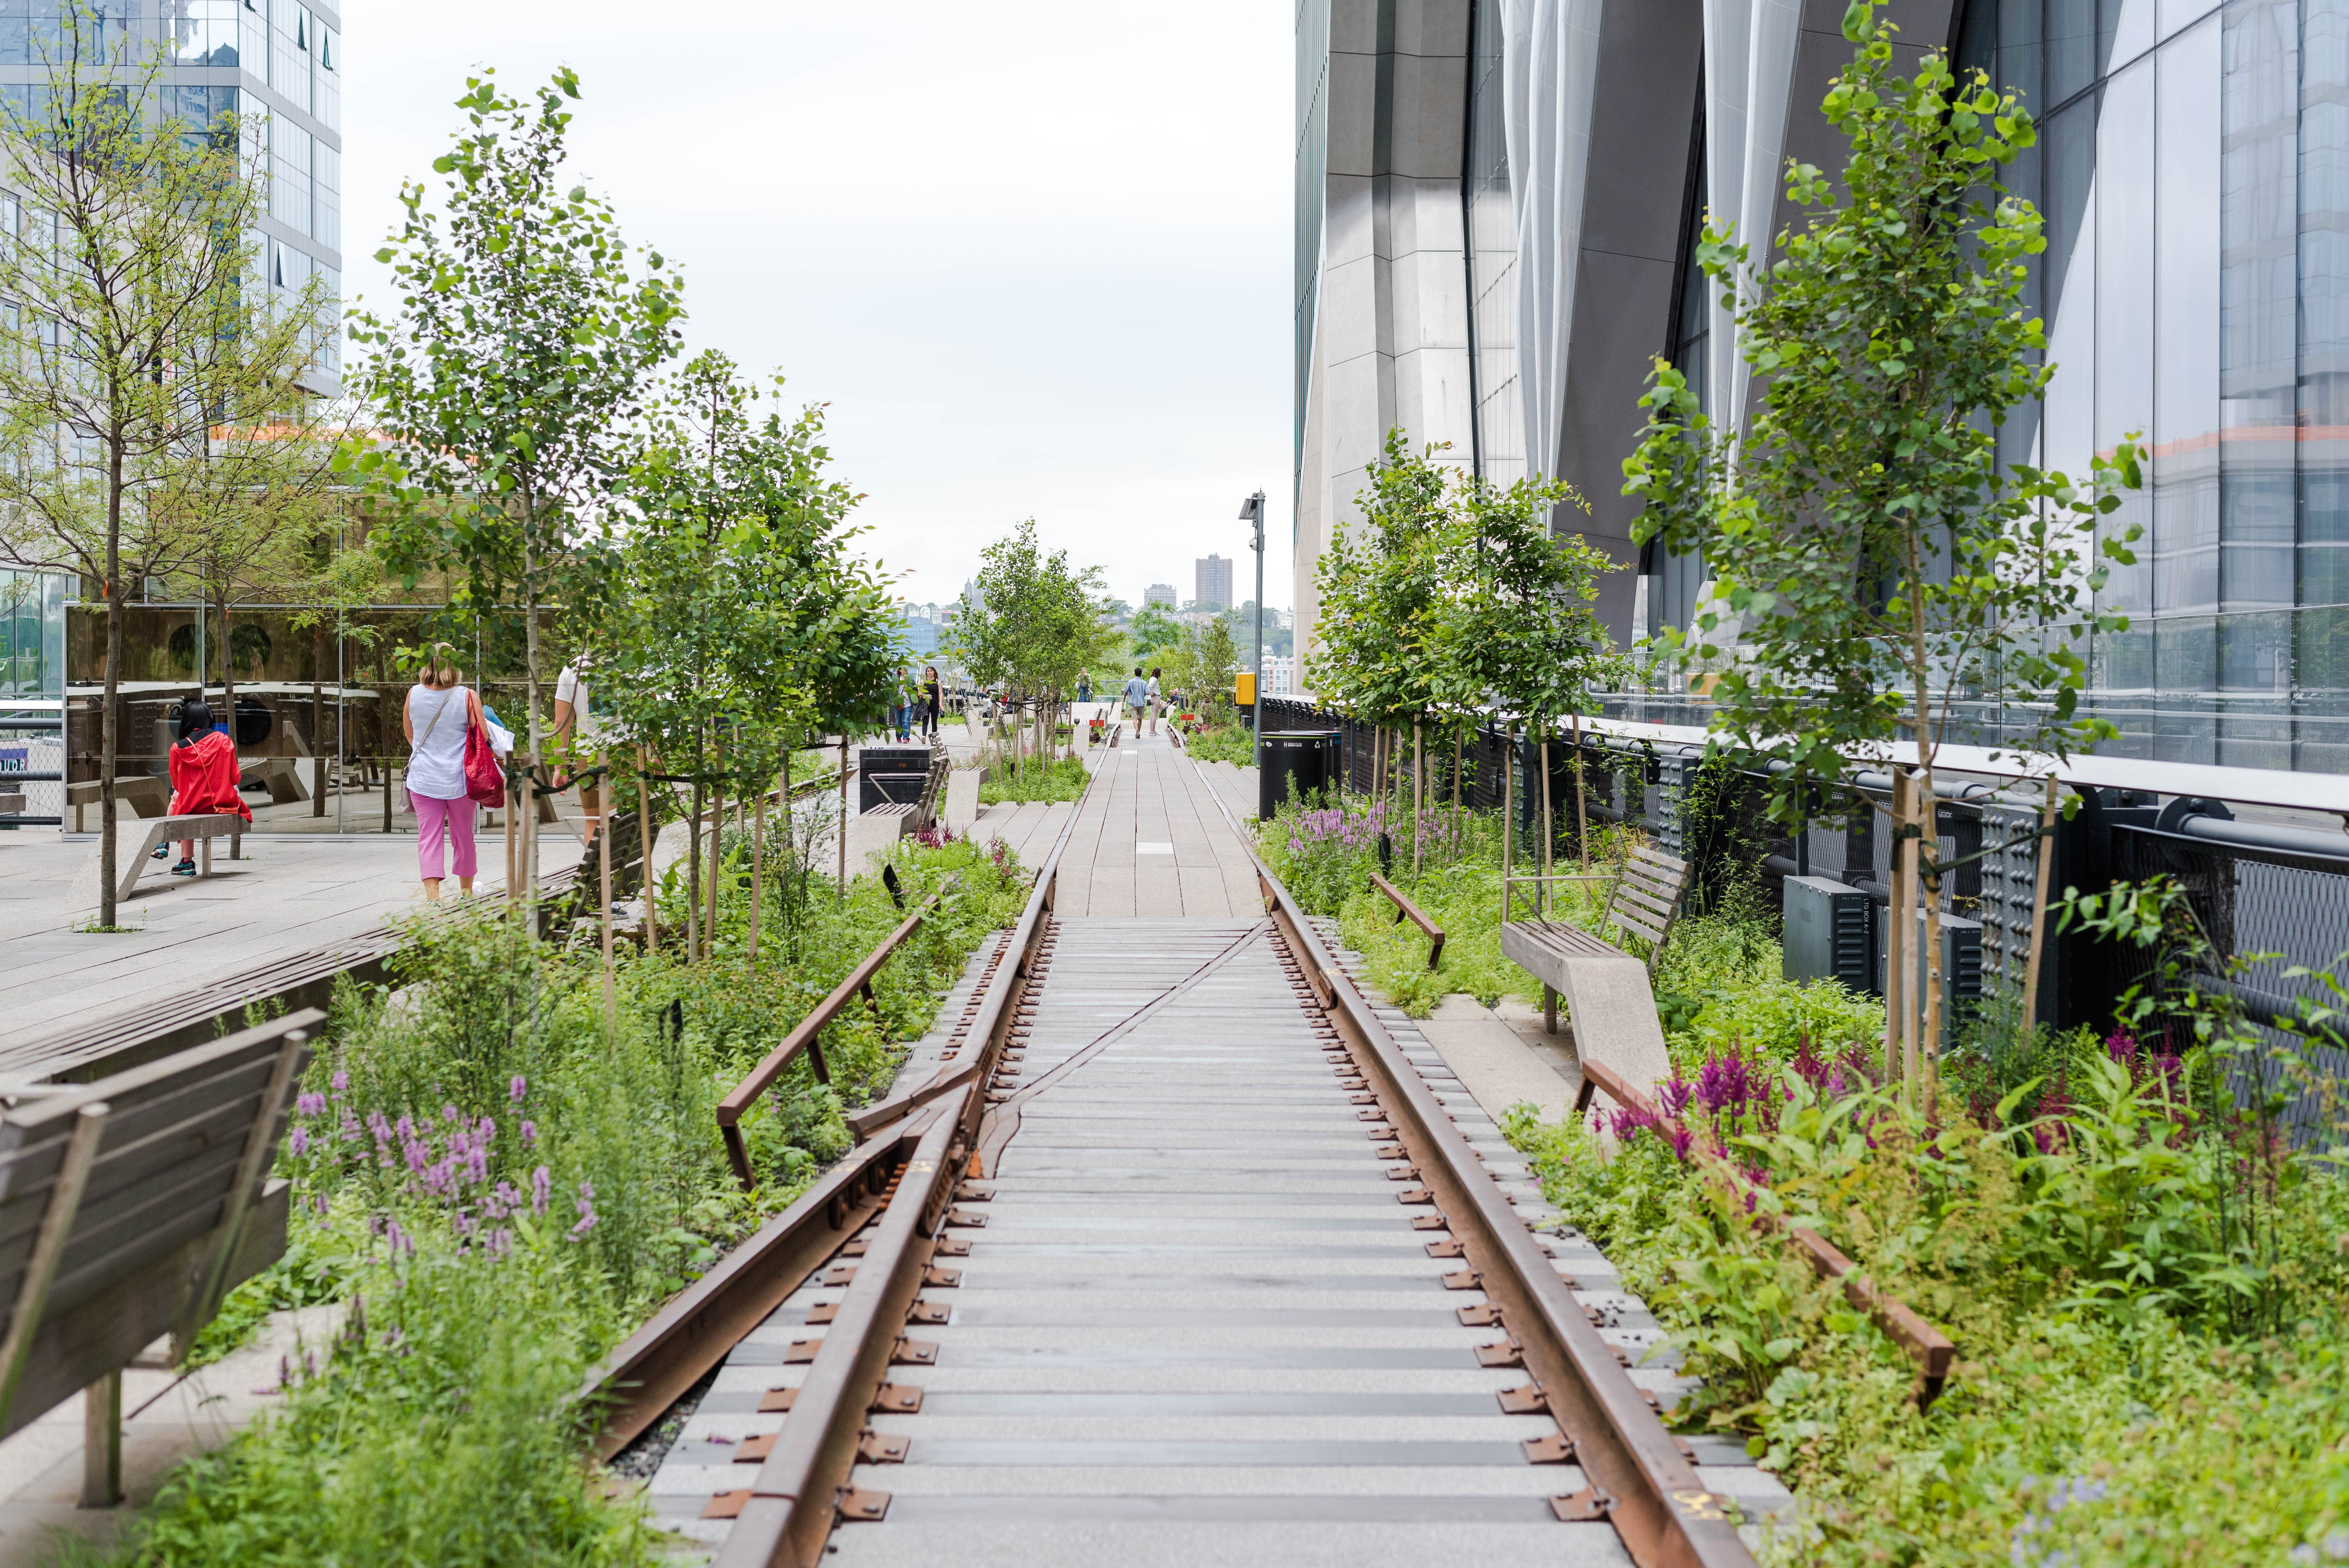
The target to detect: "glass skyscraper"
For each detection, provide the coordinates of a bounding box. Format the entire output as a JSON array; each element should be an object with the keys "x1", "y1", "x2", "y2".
[
  {"x1": 0, "y1": 0, "x2": 344, "y2": 388},
  {"x1": 1295, "y1": 0, "x2": 2349, "y2": 772}
]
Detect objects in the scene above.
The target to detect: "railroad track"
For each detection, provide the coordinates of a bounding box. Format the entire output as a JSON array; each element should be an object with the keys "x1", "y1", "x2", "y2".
[{"x1": 602, "y1": 790, "x2": 1767, "y2": 1568}]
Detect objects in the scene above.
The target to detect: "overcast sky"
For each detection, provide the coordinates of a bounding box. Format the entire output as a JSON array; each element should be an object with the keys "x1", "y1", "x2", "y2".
[{"x1": 339, "y1": 2, "x2": 1295, "y2": 615}]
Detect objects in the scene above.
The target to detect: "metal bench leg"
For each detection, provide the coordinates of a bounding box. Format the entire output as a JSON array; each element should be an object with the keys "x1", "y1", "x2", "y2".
[
  {"x1": 81, "y1": 1366, "x2": 121, "y2": 1508},
  {"x1": 1543, "y1": 984, "x2": 1558, "y2": 1037}
]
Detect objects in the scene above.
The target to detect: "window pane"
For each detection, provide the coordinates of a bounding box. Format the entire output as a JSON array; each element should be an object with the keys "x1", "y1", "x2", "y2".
[{"x1": 2155, "y1": 18, "x2": 2221, "y2": 616}]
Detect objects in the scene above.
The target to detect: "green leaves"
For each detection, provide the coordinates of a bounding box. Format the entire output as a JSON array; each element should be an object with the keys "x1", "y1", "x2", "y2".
[{"x1": 1621, "y1": 20, "x2": 2137, "y2": 830}]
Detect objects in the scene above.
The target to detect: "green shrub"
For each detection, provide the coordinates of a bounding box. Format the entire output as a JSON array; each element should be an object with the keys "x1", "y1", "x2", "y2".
[{"x1": 978, "y1": 755, "x2": 1087, "y2": 804}]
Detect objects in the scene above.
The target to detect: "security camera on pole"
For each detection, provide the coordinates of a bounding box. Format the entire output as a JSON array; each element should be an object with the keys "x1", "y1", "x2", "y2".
[{"x1": 1240, "y1": 491, "x2": 1266, "y2": 778}]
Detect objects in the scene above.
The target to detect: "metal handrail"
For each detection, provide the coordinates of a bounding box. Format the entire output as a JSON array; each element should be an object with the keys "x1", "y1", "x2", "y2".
[
  {"x1": 715, "y1": 893, "x2": 941, "y2": 1189},
  {"x1": 1368, "y1": 872, "x2": 1445, "y2": 969},
  {"x1": 1572, "y1": 1058, "x2": 1955, "y2": 1404}
]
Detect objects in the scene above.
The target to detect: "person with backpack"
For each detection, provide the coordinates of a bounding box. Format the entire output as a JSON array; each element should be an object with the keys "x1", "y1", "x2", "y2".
[
  {"x1": 403, "y1": 642, "x2": 493, "y2": 901},
  {"x1": 162, "y1": 698, "x2": 248, "y2": 877}
]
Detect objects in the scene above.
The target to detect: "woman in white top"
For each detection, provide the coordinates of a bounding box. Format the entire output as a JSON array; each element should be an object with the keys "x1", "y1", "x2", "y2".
[
  {"x1": 403, "y1": 642, "x2": 487, "y2": 900},
  {"x1": 1146, "y1": 668, "x2": 1163, "y2": 735}
]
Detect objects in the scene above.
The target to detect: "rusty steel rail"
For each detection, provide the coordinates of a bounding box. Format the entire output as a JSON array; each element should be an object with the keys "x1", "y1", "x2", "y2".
[
  {"x1": 704, "y1": 765, "x2": 1083, "y2": 1566},
  {"x1": 1369, "y1": 871, "x2": 1446, "y2": 969},
  {"x1": 1192, "y1": 780, "x2": 1757, "y2": 1568},
  {"x1": 716, "y1": 894, "x2": 941, "y2": 1188},
  {"x1": 583, "y1": 1114, "x2": 932, "y2": 1459},
  {"x1": 1574, "y1": 1058, "x2": 1955, "y2": 1403}
]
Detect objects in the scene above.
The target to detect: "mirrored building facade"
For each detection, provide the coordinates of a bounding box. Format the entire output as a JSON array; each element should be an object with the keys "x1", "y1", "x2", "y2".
[{"x1": 1295, "y1": 0, "x2": 2349, "y2": 771}]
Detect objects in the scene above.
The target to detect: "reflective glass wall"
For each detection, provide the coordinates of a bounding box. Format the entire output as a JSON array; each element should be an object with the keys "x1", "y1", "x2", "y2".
[
  {"x1": 1960, "y1": 0, "x2": 2349, "y2": 769},
  {"x1": 1463, "y1": 0, "x2": 1524, "y2": 486}
]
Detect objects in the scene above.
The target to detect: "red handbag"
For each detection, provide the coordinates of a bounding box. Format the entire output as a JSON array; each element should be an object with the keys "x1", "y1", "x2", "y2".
[{"x1": 462, "y1": 698, "x2": 506, "y2": 808}]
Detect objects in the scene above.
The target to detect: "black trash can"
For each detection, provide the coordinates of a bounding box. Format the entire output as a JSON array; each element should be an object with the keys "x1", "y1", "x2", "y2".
[{"x1": 1258, "y1": 730, "x2": 1341, "y2": 820}]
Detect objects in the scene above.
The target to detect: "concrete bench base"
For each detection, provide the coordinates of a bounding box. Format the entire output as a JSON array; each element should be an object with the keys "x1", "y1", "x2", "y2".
[
  {"x1": 1500, "y1": 920, "x2": 1673, "y2": 1099},
  {"x1": 71, "y1": 814, "x2": 246, "y2": 909}
]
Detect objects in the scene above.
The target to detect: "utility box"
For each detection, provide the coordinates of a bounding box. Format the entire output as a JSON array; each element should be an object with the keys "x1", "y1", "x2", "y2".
[
  {"x1": 1877, "y1": 909, "x2": 1984, "y2": 1029},
  {"x1": 1234, "y1": 670, "x2": 1256, "y2": 706},
  {"x1": 1782, "y1": 876, "x2": 1873, "y2": 993}
]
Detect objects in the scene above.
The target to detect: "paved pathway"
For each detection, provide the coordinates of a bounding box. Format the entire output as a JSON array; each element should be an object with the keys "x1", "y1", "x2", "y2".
[
  {"x1": 1048, "y1": 728, "x2": 1260, "y2": 919},
  {"x1": 0, "y1": 831, "x2": 585, "y2": 1055}
]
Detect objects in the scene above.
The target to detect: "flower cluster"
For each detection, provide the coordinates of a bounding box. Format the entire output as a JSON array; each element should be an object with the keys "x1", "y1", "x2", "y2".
[{"x1": 285, "y1": 1066, "x2": 592, "y2": 1260}]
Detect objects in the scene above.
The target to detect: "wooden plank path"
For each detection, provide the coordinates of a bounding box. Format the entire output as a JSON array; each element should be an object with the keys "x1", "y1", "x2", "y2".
[{"x1": 650, "y1": 916, "x2": 1638, "y2": 1566}]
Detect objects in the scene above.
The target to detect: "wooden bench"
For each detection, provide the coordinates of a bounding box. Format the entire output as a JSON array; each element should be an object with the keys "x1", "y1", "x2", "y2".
[
  {"x1": 71, "y1": 813, "x2": 246, "y2": 908},
  {"x1": 0, "y1": 1012, "x2": 313, "y2": 1504},
  {"x1": 1499, "y1": 845, "x2": 1691, "y2": 1097},
  {"x1": 67, "y1": 775, "x2": 170, "y2": 832},
  {"x1": 239, "y1": 756, "x2": 310, "y2": 805}
]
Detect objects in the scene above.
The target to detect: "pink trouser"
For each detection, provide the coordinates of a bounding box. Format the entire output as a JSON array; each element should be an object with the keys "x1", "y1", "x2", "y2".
[{"x1": 414, "y1": 793, "x2": 478, "y2": 881}]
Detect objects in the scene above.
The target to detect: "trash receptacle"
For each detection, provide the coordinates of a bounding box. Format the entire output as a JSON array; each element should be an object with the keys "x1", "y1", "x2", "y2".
[{"x1": 1258, "y1": 730, "x2": 1341, "y2": 820}]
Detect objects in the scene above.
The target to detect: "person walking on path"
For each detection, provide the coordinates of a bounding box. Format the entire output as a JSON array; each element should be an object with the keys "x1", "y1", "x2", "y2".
[
  {"x1": 1146, "y1": 667, "x2": 1164, "y2": 736},
  {"x1": 163, "y1": 699, "x2": 248, "y2": 876},
  {"x1": 404, "y1": 642, "x2": 488, "y2": 901},
  {"x1": 921, "y1": 664, "x2": 942, "y2": 739},
  {"x1": 551, "y1": 654, "x2": 604, "y2": 843},
  {"x1": 1076, "y1": 670, "x2": 1092, "y2": 707},
  {"x1": 1122, "y1": 666, "x2": 1149, "y2": 734}
]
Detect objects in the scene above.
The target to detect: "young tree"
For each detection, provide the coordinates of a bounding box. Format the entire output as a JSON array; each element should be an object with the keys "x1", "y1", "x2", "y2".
[
  {"x1": 589, "y1": 352, "x2": 895, "y2": 955},
  {"x1": 1621, "y1": 0, "x2": 2142, "y2": 1103},
  {"x1": 342, "y1": 68, "x2": 684, "y2": 885},
  {"x1": 1442, "y1": 469, "x2": 1617, "y2": 898},
  {"x1": 0, "y1": 22, "x2": 327, "y2": 927},
  {"x1": 1310, "y1": 434, "x2": 1463, "y2": 834},
  {"x1": 948, "y1": 521, "x2": 1116, "y2": 769}
]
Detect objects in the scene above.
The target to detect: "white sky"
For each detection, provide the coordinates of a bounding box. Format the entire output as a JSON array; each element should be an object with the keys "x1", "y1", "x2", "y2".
[{"x1": 340, "y1": 1, "x2": 1295, "y2": 614}]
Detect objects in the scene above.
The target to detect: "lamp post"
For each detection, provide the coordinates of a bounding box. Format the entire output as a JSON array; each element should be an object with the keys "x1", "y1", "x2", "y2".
[{"x1": 1240, "y1": 491, "x2": 1266, "y2": 780}]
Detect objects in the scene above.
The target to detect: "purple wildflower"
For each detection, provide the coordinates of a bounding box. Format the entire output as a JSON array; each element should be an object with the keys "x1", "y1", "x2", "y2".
[
  {"x1": 510, "y1": 1075, "x2": 528, "y2": 1105},
  {"x1": 288, "y1": 1127, "x2": 310, "y2": 1156},
  {"x1": 570, "y1": 1179, "x2": 599, "y2": 1239},
  {"x1": 330, "y1": 1069, "x2": 349, "y2": 1094},
  {"x1": 531, "y1": 1165, "x2": 551, "y2": 1217},
  {"x1": 520, "y1": 1119, "x2": 536, "y2": 1146}
]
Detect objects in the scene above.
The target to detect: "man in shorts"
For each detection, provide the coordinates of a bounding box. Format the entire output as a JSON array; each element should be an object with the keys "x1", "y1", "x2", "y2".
[{"x1": 1123, "y1": 666, "x2": 1150, "y2": 733}]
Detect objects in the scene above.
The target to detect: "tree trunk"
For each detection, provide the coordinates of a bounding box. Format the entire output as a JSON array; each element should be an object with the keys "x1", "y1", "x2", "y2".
[
  {"x1": 1412, "y1": 722, "x2": 1423, "y2": 878},
  {"x1": 600, "y1": 769, "x2": 616, "y2": 1038},
  {"x1": 1884, "y1": 771, "x2": 1912, "y2": 1092},
  {"x1": 97, "y1": 563, "x2": 123, "y2": 930},
  {"x1": 1538, "y1": 731, "x2": 1554, "y2": 921},
  {"x1": 638, "y1": 747, "x2": 659, "y2": 955},
  {"x1": 686, "y1": 777, "x2": 704, "y2": 965},
  {"x1": 216, "y1": 593, "x2": 235, "y2": 764},
  {"x1": 1501, "y1": 734, "x2": 1514, "y2": 926},
  {"x1": 838, "y1": 735, "x2": 848, "y2": 899},
  {"x1": 707, "y1": 768, "x2": 723, "y2": 963},
  {"x1": 1571, "y1": 713, "x2": 1588, "y2": 874},
  {"x1": 751, "y1": 761, "x2": 769, "y2": 968},
  {"x1": 310, "y1": 624, "x2": 326, "y2": 816}
]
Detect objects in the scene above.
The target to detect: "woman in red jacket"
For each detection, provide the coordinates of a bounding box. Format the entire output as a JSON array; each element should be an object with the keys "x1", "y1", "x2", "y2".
[{"x1": 164, "y1": 700, "x2": 251, "y2": 876}]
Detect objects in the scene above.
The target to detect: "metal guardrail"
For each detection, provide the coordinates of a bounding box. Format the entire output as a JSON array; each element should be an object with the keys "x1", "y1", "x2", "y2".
[
  {"x1": 715, "y1": 894, "x2": 942, "y2": 1189},
  {"x1": 1368, "y1": 871, "x2": 1445, "y2": 969}
]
